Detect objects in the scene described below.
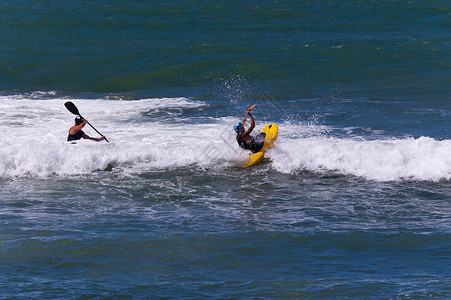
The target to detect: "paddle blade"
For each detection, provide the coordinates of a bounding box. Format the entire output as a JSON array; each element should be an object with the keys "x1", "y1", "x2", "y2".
[
  {"x1": 247, "y1": 104, "x2": 256, "y2": 112},
  {"x1": 64, "y1": 101, "x2": 80, "y2": 116}
]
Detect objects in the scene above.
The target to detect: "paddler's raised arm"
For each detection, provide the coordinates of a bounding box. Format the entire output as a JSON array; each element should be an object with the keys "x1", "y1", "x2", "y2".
[
  {"x1": 247, "y1": 112, "x2": 255, "y2": 131},
  {"x1": 242, "y1": 112, "x2": 255, "y2": 138}
]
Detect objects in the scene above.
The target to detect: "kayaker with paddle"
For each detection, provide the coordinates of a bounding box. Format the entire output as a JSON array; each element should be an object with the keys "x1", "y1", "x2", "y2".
[
  {"x1": 68, "y1": 116, "x2": 106, "y2": 142},
  {"x1": 234, "y1": 105, "x2": 266, "y2": 153},
  {"x1": 64, "y1": 101, "x2": 109, "y2": 143}
]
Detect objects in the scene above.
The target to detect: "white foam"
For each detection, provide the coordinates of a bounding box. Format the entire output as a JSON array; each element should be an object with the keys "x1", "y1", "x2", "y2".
[
  {"x1": 269, "y1": 135, "x2": 451, "y2": 181},
  {"x1": 0, "y1": 97, "x2": 246, "y2": 177},
  {"x1": 0, "y1": 96, "x2": 449, "y2": 181}
]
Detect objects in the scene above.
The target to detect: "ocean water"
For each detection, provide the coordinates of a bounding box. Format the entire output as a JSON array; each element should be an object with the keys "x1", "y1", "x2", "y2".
[{"x1": 1, "y1": 1, "x2": 450, "y2": 298}]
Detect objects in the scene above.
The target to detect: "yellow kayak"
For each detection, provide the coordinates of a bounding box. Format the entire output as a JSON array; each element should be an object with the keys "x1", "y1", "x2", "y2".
[{"x1": 242, "y1": 123, "x2": 278, "y2": 168}]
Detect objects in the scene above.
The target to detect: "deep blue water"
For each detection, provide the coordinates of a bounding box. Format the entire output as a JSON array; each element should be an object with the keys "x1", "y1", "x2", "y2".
[{"x1": 0, "y1": 1, "x2": 450, "y2": 298}]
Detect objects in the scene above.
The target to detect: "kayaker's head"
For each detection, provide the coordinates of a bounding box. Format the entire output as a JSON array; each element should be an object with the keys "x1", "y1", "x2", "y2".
[
  {"x1": 234, "y1": 122, "x2": 244, "y2": 133},
  {"x1": 75, "y1": 116, "x2": 84, "y2": 125}
]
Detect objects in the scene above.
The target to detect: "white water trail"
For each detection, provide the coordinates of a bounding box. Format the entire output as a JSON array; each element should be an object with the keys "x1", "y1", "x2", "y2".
[{"x1": 0, "y1": 96, "x2": 449, "y2": 181}]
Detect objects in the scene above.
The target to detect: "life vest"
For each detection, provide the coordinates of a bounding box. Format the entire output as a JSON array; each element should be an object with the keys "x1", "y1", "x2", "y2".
[
  {"x1": 67, "y1": 129, "x2": 84, "y2": 141},
  {"x1": 237, "y1": 132, "x2": 266, "y2": 153}
]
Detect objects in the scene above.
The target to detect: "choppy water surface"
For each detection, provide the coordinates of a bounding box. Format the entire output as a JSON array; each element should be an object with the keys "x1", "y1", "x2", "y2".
[{"x1": 1, "y1": 0, "x2": 450, "y2": 298}]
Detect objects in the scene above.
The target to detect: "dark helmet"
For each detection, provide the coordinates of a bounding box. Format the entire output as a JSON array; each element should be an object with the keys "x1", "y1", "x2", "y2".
[{"x1": 75, "y1": 116, "x2": 84, "y2": 125}]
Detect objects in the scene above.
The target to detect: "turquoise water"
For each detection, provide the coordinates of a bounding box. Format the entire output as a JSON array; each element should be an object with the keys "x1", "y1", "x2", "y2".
[
  {"x1": 2, "y1": 1, "x2": 450, "y2": 99},
  {"x1": 0, "y1": 1, "x2": 450, "y2": 298}
]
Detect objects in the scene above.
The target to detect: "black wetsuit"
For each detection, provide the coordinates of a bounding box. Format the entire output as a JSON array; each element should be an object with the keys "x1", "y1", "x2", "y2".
[
  {"x1": 237, "y1": 132, "x2": 266, "y2": 153},
  {"x1": 67, "y1": 129, "x2": 84, "y2": 142}
]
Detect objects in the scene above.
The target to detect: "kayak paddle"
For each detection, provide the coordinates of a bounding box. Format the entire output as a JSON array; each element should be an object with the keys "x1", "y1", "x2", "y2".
[{"x1": 242, "y1": 104, "x2": 256, "y2": 121}]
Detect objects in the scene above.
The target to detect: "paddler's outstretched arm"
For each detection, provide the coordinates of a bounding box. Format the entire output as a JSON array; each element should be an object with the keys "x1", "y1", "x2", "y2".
[{"x1": 81, "y1": 132, "x2": 106, "y2": 142}]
